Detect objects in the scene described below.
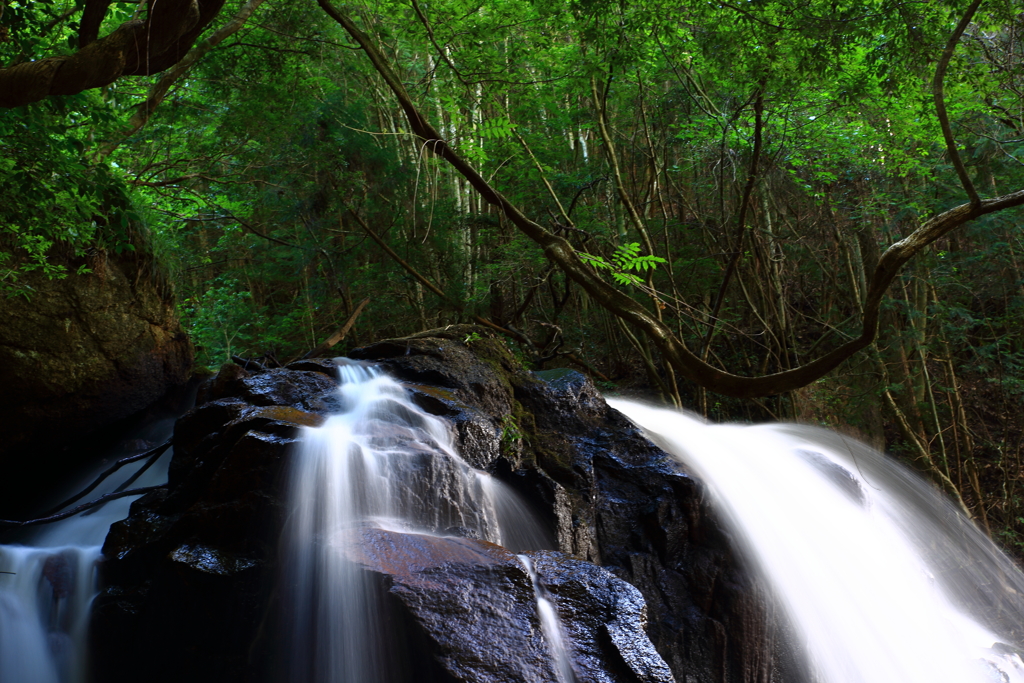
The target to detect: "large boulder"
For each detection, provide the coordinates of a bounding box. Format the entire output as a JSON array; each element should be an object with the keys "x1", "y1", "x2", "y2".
[
  {"x1": 0, "y1": 246, "x2": 193, "y2": 515},
  {"x1": 91, "y1": 362, "x2": 336, "y2": 683},
  {"x1": 90, "y1": 328, "x2": 800, "y2": 683},
  {"x1": 341, "y1": 528, "x2": 674, "y2": 683},
  {"x1": 349, "y1": 326, "x2": 803, "y2": 683}
]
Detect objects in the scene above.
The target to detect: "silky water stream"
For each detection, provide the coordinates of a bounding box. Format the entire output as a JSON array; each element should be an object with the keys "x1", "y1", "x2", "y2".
[
  {"x1": 6, "y1": 361, "x2": 1024, "y2": 683},
  {"x1": 609, "y1": 399, "x2": 1024, "y2": 683},
  {"x1": 278, "y1": 360, "x2": 559, "y2": 683},
  {"x1": 0, "y1": 423, "x2": 175, "y2": 683},
  {"x1": 519, "y1": 554, "x2": 576, "y2": 683}
]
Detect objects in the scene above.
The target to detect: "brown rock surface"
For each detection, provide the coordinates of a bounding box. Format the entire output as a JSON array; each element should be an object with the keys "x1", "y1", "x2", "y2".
[{"x1": 0, "y1": 248, "x2": 192, "y2": 514}]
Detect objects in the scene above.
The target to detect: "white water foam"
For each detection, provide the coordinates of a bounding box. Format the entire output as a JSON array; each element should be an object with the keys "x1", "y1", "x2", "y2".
[
  {"x1": 0, "y1": 433, "x2": 173, "y2": 683},
  {"x1": 609, "y1": 399, "x2": 1024, "y2": 683},
  {"x1": 280, "y1": 360, "x2": 552, "y2": 683}
]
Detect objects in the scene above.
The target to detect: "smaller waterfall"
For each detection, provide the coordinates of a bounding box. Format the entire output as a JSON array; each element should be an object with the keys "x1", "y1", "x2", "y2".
[
  {"x1": 0, "y1": 547, "x2": 98, "y2": 683},
  {"x1": 0, "y1": 427, "x2": 174, "y2": 683},
  {"x1": 281, "y1": 360, "x2": 551, "y2": 683},
  {"x1": 610, "y1": 399, "x2": 1024, "y2": 683},
  {"x1": 519, "y1": 554, "x2": 576, "y2": 683}
]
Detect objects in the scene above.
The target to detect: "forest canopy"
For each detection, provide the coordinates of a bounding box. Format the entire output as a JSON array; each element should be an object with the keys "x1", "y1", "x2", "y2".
[
  {"x1": 4, "y1": 0, "x2": 1024, "y2": 538},
  {"x1": 3, "y1": 0, "x2": 1024, "y2": 388}
]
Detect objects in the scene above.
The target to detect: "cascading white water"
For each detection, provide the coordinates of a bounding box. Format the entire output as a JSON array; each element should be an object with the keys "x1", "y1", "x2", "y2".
[
  {"x1": 0, "y1": 546, "x2": 97, "y2": 683},
  {"x1": 609, "y1": 399, "x2": 1024, "y2": 683},
  {"x1": 0, "y1": 432, "x2": 173, "y2": 683},
  {"x1": 519, "y1": 554, "x2": 576, "y2": 683},
  {"x1": 20, "y1": 362, "x2": 1021, "y2": 683},
  {"x1": 281, "y1": 360, "x2": 553, "y2": 683}
]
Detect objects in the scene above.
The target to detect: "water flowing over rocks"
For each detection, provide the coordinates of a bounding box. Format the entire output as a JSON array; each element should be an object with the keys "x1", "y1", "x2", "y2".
[
  {"x1": 350, "y1": 326, "x2": 799, "y2": 682},
  {"x1": 89, "y1": 326, "x2": 795, "y2": 683},
  {"x1": 0, "y1": 247, "x2": 193, "y2": 516},
  {"x1": 338, "y1": 528, "x2": 672, "y2": 683}
]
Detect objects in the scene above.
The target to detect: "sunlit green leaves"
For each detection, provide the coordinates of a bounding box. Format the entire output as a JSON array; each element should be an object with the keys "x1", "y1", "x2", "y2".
[
  {"x1": 0, "y1": 92, "x2": 137, "y2": 294},
  {"x1": 578, "y1": 242, "x2": 667, "y2": 287}
]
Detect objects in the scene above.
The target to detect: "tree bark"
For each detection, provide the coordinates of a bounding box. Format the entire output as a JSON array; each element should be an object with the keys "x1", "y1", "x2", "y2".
[
  {"x1": 933, "y1": 0, "x2": 984, "y2": 206},
  {"x1": 0, "y1": 0, "x2": 226, "y2": 108},
  {"x1": 100, "y1": 0, "x2": 265, "y2": 155}
]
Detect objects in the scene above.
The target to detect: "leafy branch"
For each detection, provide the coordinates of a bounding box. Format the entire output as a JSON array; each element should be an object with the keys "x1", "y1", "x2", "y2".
[{"x1": 577, "y1": 242, "x2": 667, "y2": 287}]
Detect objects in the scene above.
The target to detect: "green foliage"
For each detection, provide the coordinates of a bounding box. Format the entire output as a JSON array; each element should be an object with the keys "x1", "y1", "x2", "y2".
[
  {"x1": 0, "y1": 1, "x2": 141, "y2": 291},
  {"x1": 0, "y1": 93, "x2": 136, "y2": 294},
  {"x1": 182, "y1": 279, "x2": 254, "y2": 366},
  {"x1": 500, "y1": 412, "x2": 523, "y2": 454},
  {"x1": 478, "y1": 117, "x2": 514, "y2": 140},
  {"x1": 578, "y1": 243, "x2": 667, "y2": 287}
]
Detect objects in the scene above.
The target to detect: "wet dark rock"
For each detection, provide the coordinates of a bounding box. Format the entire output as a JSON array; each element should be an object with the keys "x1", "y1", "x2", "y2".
[
  {"x1": 405, "y1": 384, "x2": 502, "y2": 472},
  {"x1": 239, "y1": 368, "x2": 338, "y2": 410},
  {"x1": 408, "y1": 384, "x2": 465, "y2": 418},
  {"x1": 198, "y1": 364, "x2": 338, "y2": 412},
  {"x1": 530, "y1": 550, "x2": 675, "y2": 683},
  {"x1": 531, "y1": 368, "x2": 607, "y2": 428},
  {"x1": 365, "y1": 535, "x2": 553, "y2": 682},
  {"x1": 91, "y1": 364, "x2": 325, "y2": 683},
  {"x1": 341, "y1": 528, "x2": 673, "y2": 683},
  {"x1": 284, "y1": 357, "x2": 341, "y2": 377},
  {"x1": 168, "y1": 543, "x2": 259, "y2": 576},
  {"x1": 92, "y1": 328, "x2": 799, "y2": 683},
  {"x1": 195, "y1": 362, "x2": 250, "y2": 405},
  {"x1": 350, "y1": 326, "x2": 802, "y2": 683},
  {"x1": 349, "y1": 326, "x2": 526, "y2": 432}
]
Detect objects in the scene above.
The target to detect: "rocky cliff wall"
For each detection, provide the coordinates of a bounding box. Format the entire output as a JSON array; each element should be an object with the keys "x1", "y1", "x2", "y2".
[{"x1": 0, "y1": 246, "x2": 192, "y2": 515}]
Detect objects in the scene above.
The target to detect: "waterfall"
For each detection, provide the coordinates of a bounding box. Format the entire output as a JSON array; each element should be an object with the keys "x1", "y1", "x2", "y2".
[
  {"x1": 519, "y1": 554, "x2": 576, "y2": 683},
  {"x1": 13, "y1": 356, "x2": 1024, "y2": 683},
  {"x1": 279, "y1": 360, "x2": 554, "y2": 683},
  {"x1": 0, "y1": 546, "x2": 99, "y2": 683},
  {"x1": 0, "y1": 429, "x2": 174, "y2": 683},
  {"x1": 609, "y1": 399, "x2": 1024, "y2": 683}
]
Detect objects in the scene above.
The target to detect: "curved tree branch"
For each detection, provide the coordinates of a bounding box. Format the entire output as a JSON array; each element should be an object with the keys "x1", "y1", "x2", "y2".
[
  {"x1": 0, "y1": 485, "x2": 166, "y2": 528},
  {"x1": 319, "y1": 0, "x2": 1024, "y2": 398},
  {"x1": 0, "y1": 0, "x2": 227, "y2": 108},
  {"x1": 933, "y1": 0, "x2": 984, "y2": 206},
  {"x1": 100, "y1": 0, "x2": 266, "y2": 155},
  {"x1": 79, "y1": 0, "x2": 113, "y2": 48}
]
